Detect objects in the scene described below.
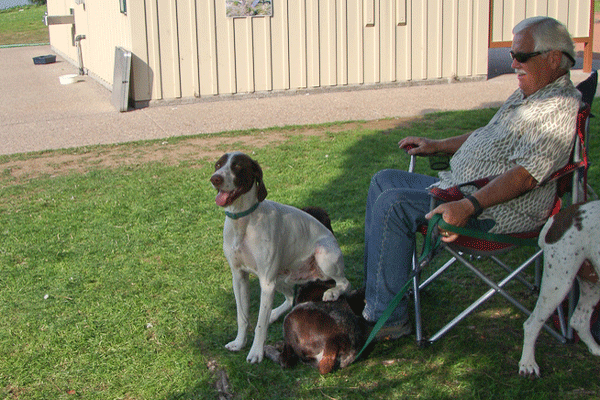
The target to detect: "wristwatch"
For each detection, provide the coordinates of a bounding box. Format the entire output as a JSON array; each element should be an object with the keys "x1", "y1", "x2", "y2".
[{"x1": 465, "y1": 194, "x2": 483, "y2": 218}]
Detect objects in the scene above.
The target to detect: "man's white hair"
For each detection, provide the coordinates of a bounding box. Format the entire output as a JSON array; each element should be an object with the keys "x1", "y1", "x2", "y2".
[{"x1": 513, "y1": 16, "x2": 575, "y2": 70}]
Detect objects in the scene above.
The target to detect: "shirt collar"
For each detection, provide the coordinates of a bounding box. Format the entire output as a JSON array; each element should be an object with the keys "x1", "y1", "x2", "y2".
[{"x1": 518, "y1": 73, "x2": 573, "y2": 101}]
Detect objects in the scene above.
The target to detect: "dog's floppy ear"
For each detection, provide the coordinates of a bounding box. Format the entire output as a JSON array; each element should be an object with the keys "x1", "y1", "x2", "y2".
[
  {"x1": 256, "y1": 180, "x2": 268, "y2": 202},
  {"x1": 250, "y1": 157, "x2": 268, "y2": 202}
]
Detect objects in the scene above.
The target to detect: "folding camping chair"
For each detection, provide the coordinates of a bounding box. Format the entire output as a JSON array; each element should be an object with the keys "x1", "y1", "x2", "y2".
[{"x1": 409, "y1": 70, "x2": 598, "y2": 346}]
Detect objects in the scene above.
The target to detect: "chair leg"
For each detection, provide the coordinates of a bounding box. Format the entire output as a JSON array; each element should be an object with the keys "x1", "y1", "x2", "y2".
[
  {"x1": 427, "y1": 247, "x2": 568, "y2": 344},
  {"x1": 419, "y1": 256, "x2": 456, "y2": 291},
  {"x1": 534, "y1": 256, "x2": 541, "y2": 290},
  {"x1": 539, "y1": 250, "x2": 575, "y2": 341},
  {"x1": 412, "y1": 249, "x2": 457, "y2": 346},
  {"x1": 412, "y1": 250, "x2": 425, "y2": 345},
  {"x1": 413, "y1": 245, "x2": 572, "y2": 345},
  {"x1": 490, "y1": 255, "x2": 536, "y2": 291},
  {"x1": 554, "y1": 285, "x2": 577, "y2": 342},
  {"x1": 566, "y1": 286, "x2": 577, "y2": 341}
]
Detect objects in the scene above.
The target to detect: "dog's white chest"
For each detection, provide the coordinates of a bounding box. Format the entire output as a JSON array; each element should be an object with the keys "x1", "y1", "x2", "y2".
[{"x1": 223, "y1": 223, "x2": 261, "y2": 273}]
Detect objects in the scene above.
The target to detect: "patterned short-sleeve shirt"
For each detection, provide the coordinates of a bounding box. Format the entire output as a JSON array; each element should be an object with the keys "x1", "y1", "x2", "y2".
[{"x1": 434, "y1": 74, "x2": 581, "y2": 233}]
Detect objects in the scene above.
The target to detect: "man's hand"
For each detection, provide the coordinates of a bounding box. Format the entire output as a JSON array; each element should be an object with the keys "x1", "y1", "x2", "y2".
[
  {"x1": 398, "y1": 137, "x2": 439, "y2": 156},
  {"x1": 399, "y1": 132, "x2": 472, "y2": 156},
  {"x1": 425, "y1": 199, "x2": 475, "y2": 243},
  {"x1": 424, "y1": 166, "x2": 538, "y2": 243}
]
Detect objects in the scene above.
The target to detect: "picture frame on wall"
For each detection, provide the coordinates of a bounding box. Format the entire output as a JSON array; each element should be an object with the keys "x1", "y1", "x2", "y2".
[{"x1": 226, "y1": 0, "x2": 272, "y2": 18}]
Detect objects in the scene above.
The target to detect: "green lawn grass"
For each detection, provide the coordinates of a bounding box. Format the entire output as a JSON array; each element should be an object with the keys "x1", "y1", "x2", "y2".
[
  {"x1": 0, "y1": 5, "x2": 49, "y2": 46},
  {"x1": 1, "y1": 104, "x2": 599, "y2": 399}
]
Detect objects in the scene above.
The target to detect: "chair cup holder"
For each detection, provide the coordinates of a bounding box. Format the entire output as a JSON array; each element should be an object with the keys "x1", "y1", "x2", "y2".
[{"x1": 428, "y1": 154, "x2": 450, "y2": 170}]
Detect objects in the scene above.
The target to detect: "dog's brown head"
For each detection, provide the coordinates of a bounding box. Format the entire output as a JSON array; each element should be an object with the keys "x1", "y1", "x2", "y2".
[
  {"x1": 294, "y1": 280, "x2": 366, "y2": 317},
  {"x1": 302, "y1": 206, "x2": 334, "y2": 235},
  {"x1": 210, "y1": 152, "x2": 268, "y2": 206}
]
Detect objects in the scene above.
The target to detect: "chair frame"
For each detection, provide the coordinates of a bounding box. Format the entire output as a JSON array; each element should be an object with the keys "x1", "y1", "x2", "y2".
[{"x1": 409, "y1": 71, "x2": 597, "y2": 347}]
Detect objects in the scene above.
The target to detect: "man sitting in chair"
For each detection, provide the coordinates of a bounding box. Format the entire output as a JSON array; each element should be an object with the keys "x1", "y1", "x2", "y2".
[{"x1": 363, "y1": 16, "x2": 581, "y2": 339}]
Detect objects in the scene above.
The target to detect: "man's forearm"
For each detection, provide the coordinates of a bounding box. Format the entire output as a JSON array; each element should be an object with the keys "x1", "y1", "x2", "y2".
[
  {"x1": 470, "y1": 166, "x2": 538, "y2": 210},
  {"x1": 438, "y1": 132, "x2": 472, "y2": 154}
]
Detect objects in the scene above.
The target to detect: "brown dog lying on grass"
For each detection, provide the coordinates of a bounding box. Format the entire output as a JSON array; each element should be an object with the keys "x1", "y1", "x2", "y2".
[{"x1": 264, "y1": 280, "x2": 372, "y2": 374}]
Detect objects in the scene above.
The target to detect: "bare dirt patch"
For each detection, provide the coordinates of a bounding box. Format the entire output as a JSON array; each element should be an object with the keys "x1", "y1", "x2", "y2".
[{"x1": 0, "y1": 118, "x2": 407, "y2": 187}]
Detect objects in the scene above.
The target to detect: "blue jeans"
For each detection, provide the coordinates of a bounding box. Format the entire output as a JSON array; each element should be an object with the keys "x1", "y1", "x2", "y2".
[
  {"x1": 362, "y1": 169, "x2": 438, "y2": 326},
  {"x1": 362, "y1": 169, "x2": 495, "y2": 326}
]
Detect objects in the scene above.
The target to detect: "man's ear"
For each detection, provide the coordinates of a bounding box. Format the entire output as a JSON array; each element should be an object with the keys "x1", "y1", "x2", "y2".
[{"x1": 548, "y1": 50, "x2": 564, "y2": 70}]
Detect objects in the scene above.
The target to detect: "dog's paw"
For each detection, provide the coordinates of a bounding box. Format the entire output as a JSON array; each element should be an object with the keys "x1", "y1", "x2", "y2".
[
  {"x1": 225, "y1": 338, "x2": 245, "y2": 352},
  {"x1": 322, "y1": 280, "x2": 351, "y2": 301},
  {"x1": 263, "y1": 345, "x2": 281, "y2": 364},
  {"x1": 518, "y1": 361, "x2": 541, "y2": 378},
  {"x1": 322, "y1": 288, "x2": 342, "y2": 301},
  {"x1": 246, "y1": 345, "x2": 264, "y2": 364},
  {"x1": 589, "y1": 345, "x2": 600, "y2": 356}
]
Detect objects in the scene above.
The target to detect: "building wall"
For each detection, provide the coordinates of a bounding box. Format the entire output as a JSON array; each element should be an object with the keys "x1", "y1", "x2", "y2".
[
  {"x1": 490, "y1": 0, "x2": 591, "y2": 44},
  {"x1": 47, "y1": 1, "x2": 131, "y2": 88},
  {"x1": 46, "y1": 0, "x2": 592, "y2": 106},
  {"x1": 128, "y1": 0, "x2": 490, "y2": 104}
]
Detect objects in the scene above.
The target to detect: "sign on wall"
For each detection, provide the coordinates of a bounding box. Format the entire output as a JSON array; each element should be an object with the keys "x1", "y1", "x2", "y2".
[{"x1": 226, "y1": 0, "x2": 272, "y2": 17}]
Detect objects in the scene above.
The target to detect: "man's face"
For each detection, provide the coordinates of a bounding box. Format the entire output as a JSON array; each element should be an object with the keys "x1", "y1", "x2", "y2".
[{"x1": 510, "y1": 30, "x2": 558, "y2": 97}]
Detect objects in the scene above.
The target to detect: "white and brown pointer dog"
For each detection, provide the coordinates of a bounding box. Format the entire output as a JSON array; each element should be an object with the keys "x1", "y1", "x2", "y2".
[
  {"x1": 264, "y1": 280, "x2": 371, "y2": 374},
  {"x1": 210, "y1": 152, "x2": 350, "y2": 363},
  {"x1": 519, "y1": 200, "x2": 600, "y2": 377}
]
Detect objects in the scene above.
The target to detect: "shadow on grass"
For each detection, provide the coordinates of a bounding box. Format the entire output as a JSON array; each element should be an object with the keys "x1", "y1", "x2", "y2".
[
  {"x1": 301, "y1": 108, "x2": 499, "y2": 281},
  {"x1": 182, "y1": 103, "x2": 600, "y2": 399}
]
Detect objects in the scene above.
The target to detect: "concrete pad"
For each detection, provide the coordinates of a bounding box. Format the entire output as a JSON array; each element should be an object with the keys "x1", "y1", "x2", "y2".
[{"x1": 1, "y1": 45, "x2": 598, "y2": 156}]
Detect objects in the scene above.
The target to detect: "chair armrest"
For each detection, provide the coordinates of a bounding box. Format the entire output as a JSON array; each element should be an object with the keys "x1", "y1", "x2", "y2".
[{"x1": 403, "y1": 144, "x2": 450, "y2": 171}]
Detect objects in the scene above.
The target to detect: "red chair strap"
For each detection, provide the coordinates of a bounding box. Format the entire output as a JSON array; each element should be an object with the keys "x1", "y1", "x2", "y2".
[
  {"x1": 429, "y1": 177, "x2": 492, "y2": 202},
  {"x1": 431, "y1": 104, "x2": 590, "y2": 205},
  {"x1": 539, "y1": 104, "x2": 590, "y2": 190}
]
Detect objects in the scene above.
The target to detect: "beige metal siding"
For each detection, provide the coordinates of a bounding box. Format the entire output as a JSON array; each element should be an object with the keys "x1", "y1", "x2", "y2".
[
  {"x1": 46, "y1": 0, "x2": 592, "y2": 105},
  {"x1": 48, "y1": 1, "x2": 131, "y2": 87},
  {"x1": 85, "y1": 3, "x2": 132, "y2": 86},
  {"x1": 47, "y1": 0, "x2": 491, "y2": 103},
  {"x1": 490, "y1": 0, "x2": 591, "y2": 41},
  {"x1": 489, "y1": 0, "x2": 594, "y2": 70},
  {"x1": 46, "y1": 1, "x2": 78, "y2": 62}
]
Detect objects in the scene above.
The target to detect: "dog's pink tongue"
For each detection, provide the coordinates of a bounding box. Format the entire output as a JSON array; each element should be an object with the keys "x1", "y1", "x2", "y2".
[{"x1": 215, "y1": 191, "x2": 231, "y2": 207}]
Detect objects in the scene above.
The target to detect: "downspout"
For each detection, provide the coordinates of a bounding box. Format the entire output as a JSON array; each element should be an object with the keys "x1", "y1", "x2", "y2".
[{"x1": 75, "y1": 34, "x2": 86, "y2": 75}]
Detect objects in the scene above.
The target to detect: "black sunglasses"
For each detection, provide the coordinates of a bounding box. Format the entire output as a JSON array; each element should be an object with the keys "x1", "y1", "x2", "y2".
[
  {"x1": 509, "y1": 50, "x2": 548, "y2": 63},
  {"x1": 510, "y1": 50, "x2": 576, "y2": 66}
]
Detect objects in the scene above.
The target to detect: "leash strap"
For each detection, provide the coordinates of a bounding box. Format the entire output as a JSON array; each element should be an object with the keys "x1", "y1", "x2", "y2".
[
  {"x1": 356, "y1": 105, "x2": 590, "y2": 361},
  {"x1": 436, "y1": 219, "x2": 539, "y2": 247},
  {"x1": 355, "y1": 213, "x2": 540, "y2": 361},
  {"x1": 354, "y1": 278, "x2": 413, "y2": 361},
  {"x1": 354, "y1": 215, "x2": 443, "y2": 361}
]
